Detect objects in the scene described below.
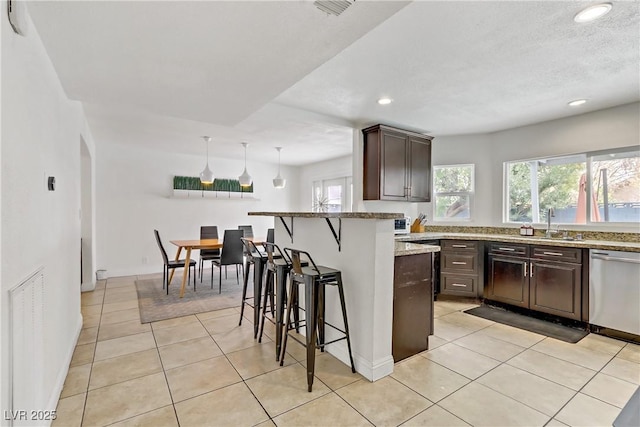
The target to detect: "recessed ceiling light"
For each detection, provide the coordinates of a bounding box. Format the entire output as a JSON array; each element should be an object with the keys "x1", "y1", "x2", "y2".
[
  {"x1": 574, "y1": 3, "x2": 612, "y2": 23},
  {"x1": 568, "y1": 99, "x2": 587, "y2": 107},
  {"x1": 377, "y1": 97, "x2": 392, "y2": 105}
]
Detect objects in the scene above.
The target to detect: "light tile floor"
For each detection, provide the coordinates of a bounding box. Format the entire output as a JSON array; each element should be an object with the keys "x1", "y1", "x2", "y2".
[{"x1": 54, "y1": 275, "x2": 640, "y2": 427}]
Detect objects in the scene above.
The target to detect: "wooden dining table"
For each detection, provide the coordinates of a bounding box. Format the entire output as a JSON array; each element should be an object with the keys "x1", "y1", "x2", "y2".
[{"x1": 169, "y1": 238, "x2": 263, "y2": 300}]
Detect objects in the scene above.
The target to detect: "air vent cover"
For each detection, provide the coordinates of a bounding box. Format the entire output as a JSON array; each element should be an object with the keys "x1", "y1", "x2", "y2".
[{"x1": 314, "y1": 0, "x2": 355, "y2": 16}]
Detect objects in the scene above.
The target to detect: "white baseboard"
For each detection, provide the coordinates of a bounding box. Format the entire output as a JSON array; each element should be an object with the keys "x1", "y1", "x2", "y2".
[
  {"x1": 45, "y1": 312, "x2": 83, "y2": 419},
  {"x1": 80, "y1": 281, "x2": 95, "y2": 292},
  {"x1": 326, "y1": 343, "x2": 394, "y2": 382}
]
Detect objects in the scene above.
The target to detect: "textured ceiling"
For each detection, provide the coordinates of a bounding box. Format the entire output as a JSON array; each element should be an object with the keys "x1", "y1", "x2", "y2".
[{"x1": 26, "y1": 1, "x2": 640, "y2": 165}]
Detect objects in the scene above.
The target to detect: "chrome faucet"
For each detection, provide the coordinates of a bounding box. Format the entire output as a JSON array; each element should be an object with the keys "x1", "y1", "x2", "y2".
[{"x1": 545, "y1": 208, "x2": 557, "y2": 238}]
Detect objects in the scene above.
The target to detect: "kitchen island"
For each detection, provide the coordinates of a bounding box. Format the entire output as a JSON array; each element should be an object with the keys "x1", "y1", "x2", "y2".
[
  {"x1": 249, "y1": 211, "x2": 439, "y2": 381},
  {"x1": 393, "y1": 242, "x2": 440, "y2": 362}
]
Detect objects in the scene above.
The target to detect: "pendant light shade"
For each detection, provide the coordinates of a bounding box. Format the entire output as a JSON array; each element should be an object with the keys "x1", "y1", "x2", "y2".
[
  {"x1": 199, "y1": 136, "x2": 214, "y2": 184},
  {"x1": 238, "y1": 142, "x2": 253, "y2": 187},
  {"x1": 273, "y1": 147, "x2": 286, "y2": 189}
]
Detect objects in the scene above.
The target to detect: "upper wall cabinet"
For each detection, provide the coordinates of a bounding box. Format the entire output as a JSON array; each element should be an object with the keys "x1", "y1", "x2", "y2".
[{"x1": 363, "y1": 124, "x2": 434, "y2": 202}]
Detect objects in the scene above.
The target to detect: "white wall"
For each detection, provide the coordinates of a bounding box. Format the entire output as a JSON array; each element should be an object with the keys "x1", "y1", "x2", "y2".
[
  {"x1": 96, "y1": 142, "x2": 299, "y2": 277},
  {"x1": 419, "y1": 102, "x2": 640, "y2": 230},
  {"x1": 346, "y1": 103, "x2": 640, "y2": 231},
  {"x1": 1, "y1": 4, "x2": 95, "y2": 419}
]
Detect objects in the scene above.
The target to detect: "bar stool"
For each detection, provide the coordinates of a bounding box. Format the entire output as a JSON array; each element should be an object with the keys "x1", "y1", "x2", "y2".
[
  {"x1": 279, "y1": 248, "x2": 356, "y2": 392},
  {"x1": 239, "y1": 238, "x2": 268, "y2": 338},
  {"x1": 257, "y1": 242, "x2": 301, "y2": 360}
]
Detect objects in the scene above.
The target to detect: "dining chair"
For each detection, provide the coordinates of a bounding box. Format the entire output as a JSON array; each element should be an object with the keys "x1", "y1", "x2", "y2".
[
  {"x1": 211, "y1": 229, "x2": 244, "y2": 293},
  {"x1": 199, "y1": 226, "x2": 220, "y2": 282},
  {"x1": 267, "y1": 228, "x2": 275, "y2": 243},
  {"x1": 238, "y1": 225, "x2": 254, "y2": 239},
  {"x1": 153, "y1": 229, "x2": 196, "y2": 295}
]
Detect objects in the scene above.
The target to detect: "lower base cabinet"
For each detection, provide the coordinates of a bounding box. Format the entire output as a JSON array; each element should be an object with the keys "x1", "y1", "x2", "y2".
[
  {"x1": 393, "y1": 253, "x2": 433, "y2": 362},
  {"x1": 486, "y1": 243, "x2": 583, "y2": 321}
]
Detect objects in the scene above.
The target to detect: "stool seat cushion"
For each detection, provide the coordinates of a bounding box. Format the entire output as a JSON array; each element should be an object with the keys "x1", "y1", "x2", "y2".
[{"x1": 300, "y1": 265, "x2": 339, "y2": 277}]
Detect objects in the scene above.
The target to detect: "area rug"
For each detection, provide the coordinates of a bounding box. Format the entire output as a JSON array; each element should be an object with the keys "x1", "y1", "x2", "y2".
[
  {"x1": 135, "y1": 273, "x2": 248, "y2": 324},
  {"x1": 464, "y1": 305, "x2": 589, "y2": 343}
]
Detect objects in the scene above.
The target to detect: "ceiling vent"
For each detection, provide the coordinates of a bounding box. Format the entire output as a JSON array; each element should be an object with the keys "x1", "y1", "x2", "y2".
[{"x1": 314, "y1": 0, "x2": 355, "y2": 16}]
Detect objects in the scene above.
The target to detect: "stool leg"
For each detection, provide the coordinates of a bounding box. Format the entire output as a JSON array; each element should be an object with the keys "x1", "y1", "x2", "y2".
[
  {"x1": 305, "y1": 276, "x2": 318, "y2": 393},
  {"x1": 274, "y1": 266, "x2": 286, "y2": 360},
  {"x1": 336, "y1": 274, "x2": 356, "y2": 373},
  {"x1": 253, "y1": 260, "x2": 264, "y2": 338},
  {"x1": 317, "y1": 282, "x2": 325, "y2": 352},
  {"x1": 279, "y1": 275, "x2": 296, "y2": 366},
  {"x1": 239, "y1": 262, "x2": 251, "y2": 326},
  {"x1": 257, "y1": 271, "x2": 271, "y2": 343}
]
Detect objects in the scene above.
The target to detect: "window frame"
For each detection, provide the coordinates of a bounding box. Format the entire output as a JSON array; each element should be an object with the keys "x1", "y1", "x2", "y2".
[
  {"x1": 503, "y1": 146, "x2": 640, "y2": 227},
  {"x1": 432, "y1": 163, "x2": 475, "y2": 222},
  {"x1": 312, "y1": 176, "x2": 352, "y2": 213}
]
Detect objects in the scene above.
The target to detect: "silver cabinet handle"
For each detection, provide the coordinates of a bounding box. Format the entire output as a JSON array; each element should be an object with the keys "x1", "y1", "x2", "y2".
[
  {"x1": 524, "y1": 262, "x2": 528, "y2": 277},
  {"x1": 543, "y1": 251, "x2": 563, "y2": 256},
  {"x1": 451, "y1": 283, "x2": 466, "y2": 287},
  {"x1": 452, "y1": 244, "x2": 467, "y2": 248},
  {"x1": 499, "y1": 247, "x2": 515, "y2": 251},
  {"x1": 452, "y1": 261, "x2": 467, "y2": 265},
  {"x1": 530, "y1": 262, "x2": 534, "y2": 277}
]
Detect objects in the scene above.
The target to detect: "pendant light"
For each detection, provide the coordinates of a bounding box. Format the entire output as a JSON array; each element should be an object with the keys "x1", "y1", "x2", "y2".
[
  {"x1": 272, "y1": 147, "x2": 286, "y2": 189},
  {"x1": 199, "y1": 136, "x2": 214, "y2": 184},
  {"x1": 238, "y1": 142, "x2": 252, "y2": 187}
]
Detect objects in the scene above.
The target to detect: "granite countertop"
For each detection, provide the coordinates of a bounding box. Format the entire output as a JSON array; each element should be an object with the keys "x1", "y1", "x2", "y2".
[
  {"x1": 395, "y1": 242, "x2": 441, "y2": 256},
  {"x1": 395, "y1": 232, "x2": 640, "y2": 252},
  {"x1": 248, "y1": 211, "x2": 404, "y2": 219}
]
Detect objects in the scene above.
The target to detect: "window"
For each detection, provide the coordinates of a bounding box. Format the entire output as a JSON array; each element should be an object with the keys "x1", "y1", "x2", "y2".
[
  {"x1": 433, "y1": 164, "x2": 474, "y2": 221},
  {"x1": 505, "y1": 147, "x2": 640, "y2": 225},
  {"x1": 312, "y1": 177, "x2": 352, "y2": 212}
]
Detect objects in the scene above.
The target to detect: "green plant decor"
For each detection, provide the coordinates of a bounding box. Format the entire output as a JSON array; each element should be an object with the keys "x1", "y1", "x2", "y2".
[{"x1": 173, "y1": 176, "x2": 253, "y2": 193}]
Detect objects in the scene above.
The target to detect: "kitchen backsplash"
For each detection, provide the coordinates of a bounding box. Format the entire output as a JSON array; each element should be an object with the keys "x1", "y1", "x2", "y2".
[{"x1": 424, "y1": 225, "x2": 640, "y2": 243}]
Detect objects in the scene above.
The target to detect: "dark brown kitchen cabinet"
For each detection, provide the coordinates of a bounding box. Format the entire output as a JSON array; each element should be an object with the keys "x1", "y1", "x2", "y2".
[
  {"x1": 440, "y1": 240, "x2": 483, "y2": 297},
  {"x1": 529, "y1": 254, "x2": 582, "y2": 320},
  {"x1": 486, "y1": 243, "x2": 584, "y2": 321},
  {"x1": 393, "y1": 253, "x2": 433, "y2": 362},
  {"x1": 487, "y1": 254, "x2": 529, "y2": 308},
  {"x1": 363, "y1": 124, "x2": 433, "y2": 202}
]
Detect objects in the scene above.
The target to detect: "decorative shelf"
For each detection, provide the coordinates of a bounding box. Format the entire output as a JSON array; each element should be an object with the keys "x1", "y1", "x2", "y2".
[
  {"x1": 171, "y1": 176, "x2": 257, "y2": 200},
  {"x1": 171, "y1": 189, "x2": 259, "y2": 200}
]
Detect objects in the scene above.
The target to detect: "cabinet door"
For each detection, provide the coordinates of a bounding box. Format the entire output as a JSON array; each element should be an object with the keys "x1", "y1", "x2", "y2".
[
  {"x1": 487, "y1": 255, "x2": 529, "y2": 308},
  {"x1": 393, "y1": 254, "x2": 432, "y2": 361},
  {"x1": 381, "y1": 130, "x2": 408, "y2": 200},
  {"x1": 408, "y1": 136, "x2": 431, "y2": 202},
  {"x1": 529, "y1": 261, "x2": 581, "y2": 320}
]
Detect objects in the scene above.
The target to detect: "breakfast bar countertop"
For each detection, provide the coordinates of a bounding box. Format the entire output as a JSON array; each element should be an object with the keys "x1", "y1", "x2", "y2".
[
  {"x1": 395, "y1": 232, "x2": 640, "y2": 252},
  {"x1": 248, "y1": 211, "x2": 404, "y2": 219}
]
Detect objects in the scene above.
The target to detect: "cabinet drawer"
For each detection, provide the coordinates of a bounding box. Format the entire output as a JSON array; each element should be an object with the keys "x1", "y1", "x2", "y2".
[
  {"x1": 442, "y1": 240, "x2": 478, "y2": 252},
  {"x1": 441, "y1": 274, "x2": 476, "y2": 295},
  {"x1": 442, "y1": 253, "x2": 477, "y2": 273},
  {"x1": 489, "y1": 243, "x2": 529, "y2": 257},
  {"x1": 532, "y1": 246, "x2": 582, "y2": 263}
]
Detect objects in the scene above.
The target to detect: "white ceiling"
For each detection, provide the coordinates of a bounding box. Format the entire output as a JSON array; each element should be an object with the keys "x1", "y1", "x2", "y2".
[{"x1": 27, "y1": 1, "x2": 640, "y2": 166}]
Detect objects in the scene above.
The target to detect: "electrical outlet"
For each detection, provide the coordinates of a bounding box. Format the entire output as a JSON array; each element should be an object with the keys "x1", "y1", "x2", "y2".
[{"x1": 142, "y1": 256, "x2": 148, "y2": 264}]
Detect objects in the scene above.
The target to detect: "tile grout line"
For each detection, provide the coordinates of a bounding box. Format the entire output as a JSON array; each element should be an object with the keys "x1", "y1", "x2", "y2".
[{"x1": 78, "y1": 278, "x2": 106, "y2": 427}]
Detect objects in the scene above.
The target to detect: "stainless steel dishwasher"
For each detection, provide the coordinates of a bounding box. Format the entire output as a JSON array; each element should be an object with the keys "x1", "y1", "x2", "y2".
[{"x1": 590, "y1": 250, "x2": 640, "y2": 336}]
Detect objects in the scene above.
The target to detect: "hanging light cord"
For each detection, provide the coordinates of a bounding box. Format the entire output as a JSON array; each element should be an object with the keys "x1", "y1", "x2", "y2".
[{"x1": 277, "y1": 147, "x2": 281, "y2": 174}]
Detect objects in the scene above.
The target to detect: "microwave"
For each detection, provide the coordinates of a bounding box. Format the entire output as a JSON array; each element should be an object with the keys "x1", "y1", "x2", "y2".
[{"x1": 394, "y1": 217, "x2": 411, "y2": 235}]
